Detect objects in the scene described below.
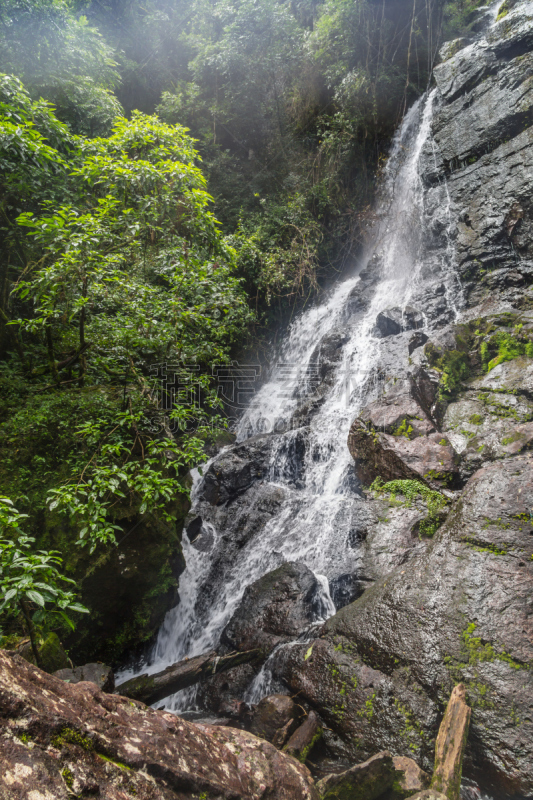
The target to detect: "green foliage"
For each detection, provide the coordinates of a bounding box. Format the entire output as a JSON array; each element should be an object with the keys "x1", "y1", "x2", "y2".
[
  {"x1": 425, "y1": 339, "x2": 471, "y2": 399},
  {"x1": 370, "y1": 477, "x2": 448, "y2": 537},
  {"x1": 393, "y1": 418, "x2": 414, "y2": 439},
  {"x1": 496, "y1": 0, "x2": 509, "y2": 20},
  {"x1": 485, "y1": 331, "x2": 533, "y2": 372},
  {"x1": 0, "y1": 0, "x2": 122, "y2": 134},
  {"x1": 52, "y1": 727, "x2": 94, "y2": 750},
  {"x1": 1, "y1": 89, "x2": 251, "y2": 555},
  {"x1": 0, "y1": 497, "x2": 88, "y2": 642},
  {"x1": 442, "y1": 0, "x2": 487, "y2": 38}
]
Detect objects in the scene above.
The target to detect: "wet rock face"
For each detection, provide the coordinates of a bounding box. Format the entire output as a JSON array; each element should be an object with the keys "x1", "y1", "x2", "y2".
[
  {"x1": 222, "y1": 562, "x2": 319, "y2": 654},
  {"x1": 281, "y1": 454, "x2": 533, "y2": 798},
  {"x1": 425, "y1": 0, "x2": 533, "y2": 309},
  {"x1": 347, "y1": 371, "x2": 460, "y2": 490},
  {"x1": 348, "y1": 418, "x2": 460, "y2": 488},
  {"x1": 199, "y1": 434, "x2": 272, "y2": 506},
  {"x1": 375, "y1": 307, "x2": 425, "y2": 338},
  {"x1": 0, "y1": 649, "x2": 319, "y2": 800}
]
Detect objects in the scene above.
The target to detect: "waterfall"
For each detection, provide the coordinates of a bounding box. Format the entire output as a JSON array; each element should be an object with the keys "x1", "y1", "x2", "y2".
[{"x1": 116, "y1": 89, "x2": 462, "y2": 711}]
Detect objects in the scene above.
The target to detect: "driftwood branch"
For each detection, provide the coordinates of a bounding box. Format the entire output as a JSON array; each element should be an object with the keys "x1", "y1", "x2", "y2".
[
  {"x1": 430, "y1": 683, "x2": 471, "y2": 800},
  {"x1": 116, "y1": 649, "x2": 260, "y2": 706}
]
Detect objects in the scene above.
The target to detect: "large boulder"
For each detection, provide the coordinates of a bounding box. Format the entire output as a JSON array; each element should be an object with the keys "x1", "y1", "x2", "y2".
[
  {"x1": 348, "y1": 419, "x2": 459, "y2": 489},
  {"x1": 53, "y1": 663, "x2": 114, "y2": 693},
  {"x1": 0, "y1": 649, "x2": 319, "y2": 800},
  {"x1": 249, "y1": 694, "x2": 299, "y2": 743},
  {"x1": 279, "y1": 454, "x2": 533, "y2": 798},
  {"x1": 222, "y1": 562, "x2": 319, "y2": 654},
  {"x1": 375, "y1": 307, "x2": 425, "y2": 338},
  {"x1": 347, "y1": 371, "x2": 460, "y2": 490},
  {"x1": 199, "y1": 434, "x2": 272, "y2": 506},
  {"x1": 316, "y1": 751, "x2": 396, "y2": 800}
]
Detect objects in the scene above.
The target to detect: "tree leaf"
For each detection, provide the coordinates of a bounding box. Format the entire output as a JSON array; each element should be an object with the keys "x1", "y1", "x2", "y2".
[{"x1": 26, "y1": 590, "x2": 45, "y2": 606}]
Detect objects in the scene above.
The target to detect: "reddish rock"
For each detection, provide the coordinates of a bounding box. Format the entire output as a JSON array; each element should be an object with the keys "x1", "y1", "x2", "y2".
[
  {"x1": 0, "y1": 649, "x2": 319, "y2": 800},
  {"x1": 380, "y1": 756, "x2": 431, "y2": 800},
  {"x1": 249, "y1": 694, "x2": 299, "y2": 742}
]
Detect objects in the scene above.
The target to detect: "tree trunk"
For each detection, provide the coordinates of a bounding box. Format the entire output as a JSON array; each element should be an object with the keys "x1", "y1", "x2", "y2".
[
  {"x1": 46, "y1": 325, "x2": 60, "y2": 385},
  {"x1": 19, "y1": 598, "x2": 43, "y2": 670},
  {"x1": 116, "y1": 649, "x2": 260, "y2": 706}
]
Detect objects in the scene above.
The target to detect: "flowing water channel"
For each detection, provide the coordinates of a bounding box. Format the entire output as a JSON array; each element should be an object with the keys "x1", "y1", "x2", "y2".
[{"x1": 118, "y1": 87, "x2": 463, "y2": 711}]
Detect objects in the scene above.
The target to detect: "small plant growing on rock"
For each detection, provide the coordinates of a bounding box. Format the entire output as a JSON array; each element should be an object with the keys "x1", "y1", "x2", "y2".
[
  {"x1": 369, "y1": 478, "x2": 448, "y2": 537},
  {"x1": 393, "y1": 418, "x2": 414, "y2": 439}
]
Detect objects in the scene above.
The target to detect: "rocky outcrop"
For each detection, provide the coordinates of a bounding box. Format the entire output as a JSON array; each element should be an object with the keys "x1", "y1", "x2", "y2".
[
  {"x1": 375, "y1": 307, "x2": 425, "y2": 338},
  {"x1": 347, "y1": 374, "x2": 460, "y2": 489},
  {"x1": 442, "y1": 353, "x2": 533, "y2": 479},
  {"x1": 280, "y1": 454, "x2": 533, "y2": 796},
  {"x1": 348, "y1": 419, "x2": 459, "y2": 488},
  {"x1": 426, "y1": 0, "x2": 533, "y2": 311},
  {"x1": 0, "y1": 649, "x2": 319, "y2": 800},
  {"x1": 199, "y1": 434, "x2": 272, "y2": 506},
  {"x1": 53, "y1": 663, "x2": 114, "y2": 693},
  {"x1": 222, "y1": 562, "x2": 319, "y2": 654},
  {"x1": 316, "y1": 751, "x2": 397, "y2": 800}
]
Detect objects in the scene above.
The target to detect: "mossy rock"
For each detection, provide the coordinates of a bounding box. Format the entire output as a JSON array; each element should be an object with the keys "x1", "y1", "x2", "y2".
[{"x1": 18, "y1": 632, "x2": 69, "y2": 673}]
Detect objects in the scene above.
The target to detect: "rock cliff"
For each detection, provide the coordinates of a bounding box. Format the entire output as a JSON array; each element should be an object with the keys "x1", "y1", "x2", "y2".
[{"x1": 275, "y1": 3, "x2": 533, "y2": 797}]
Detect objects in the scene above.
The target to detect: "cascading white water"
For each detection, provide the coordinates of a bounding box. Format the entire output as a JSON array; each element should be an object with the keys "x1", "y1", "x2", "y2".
[{"x1": 117, "y1": 89, "x2": 462, "y2": 710}]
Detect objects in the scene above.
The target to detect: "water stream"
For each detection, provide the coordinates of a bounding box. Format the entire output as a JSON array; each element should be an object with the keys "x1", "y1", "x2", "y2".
[{"x1": 117, "y1": 88, "x2": 463, "y2": 712}]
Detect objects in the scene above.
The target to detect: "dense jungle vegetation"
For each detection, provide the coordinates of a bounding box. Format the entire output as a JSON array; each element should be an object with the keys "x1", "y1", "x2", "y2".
[{"x1": 0, "y1": 0, "x2": 485, "y2": 664}]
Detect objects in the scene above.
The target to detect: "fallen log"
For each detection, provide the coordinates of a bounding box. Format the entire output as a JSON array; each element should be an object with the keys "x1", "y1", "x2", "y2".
[{"x1": 116, "y1": 648, "x2": 260, "y2": 706}]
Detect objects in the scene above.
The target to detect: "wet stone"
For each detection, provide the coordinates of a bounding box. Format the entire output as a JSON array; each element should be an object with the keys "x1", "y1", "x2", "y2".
[{"x1": 374, "y1": 306, "x2": 425, "y2": 337}]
